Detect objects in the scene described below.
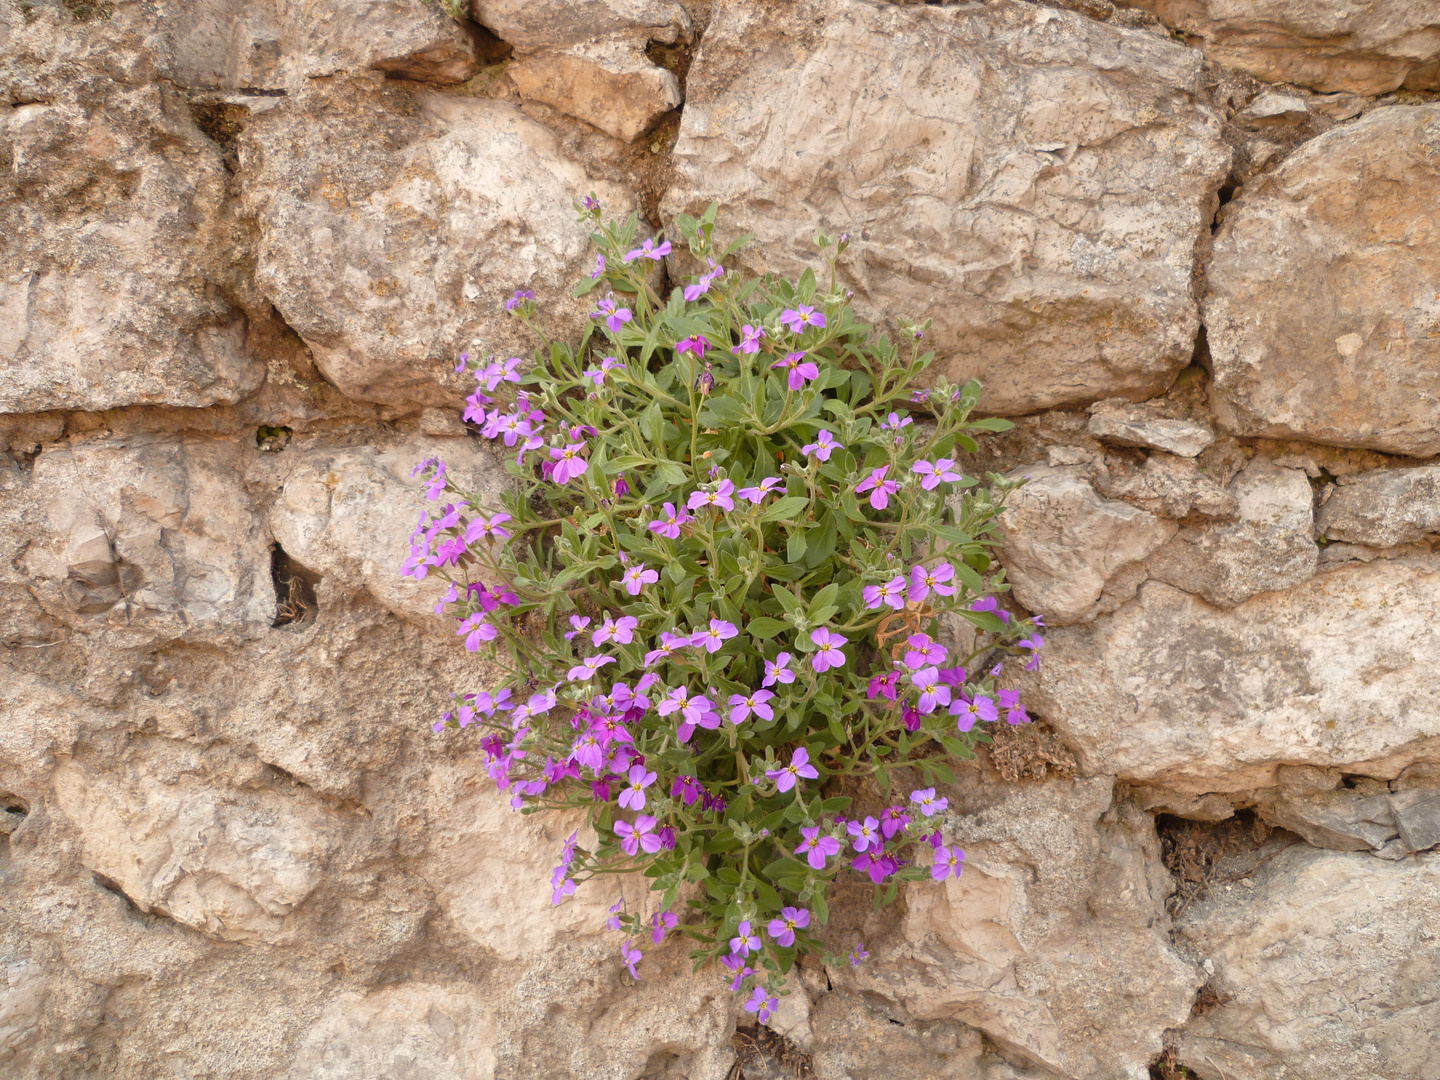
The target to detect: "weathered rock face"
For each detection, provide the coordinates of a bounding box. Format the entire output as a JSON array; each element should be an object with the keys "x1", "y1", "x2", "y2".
[
  {"x1": 1206, "y1": 106, "x2": 1440, "y2": 456},
  {"x1": 241, "y1": 91, "x2": 637, "y2": 408},
  {"x1": 1024, "y1": 561, "x2": 1440, "y2": 789},
  {"x1": 1117, "y1": 0, "x2": 1440, "y2": 95},
  {"x1": 1175, "y1": 845, "x2": 1440, "y2": 1080},
  {"x1": 662, "y1": 0, "x2": 1231, "y2": 416},
  {"x1": 7, "y1": 0, "x2": 1440, "y2": 1076}
]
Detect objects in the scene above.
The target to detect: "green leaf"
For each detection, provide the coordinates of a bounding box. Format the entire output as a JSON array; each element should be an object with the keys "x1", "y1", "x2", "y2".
[
  {"x1": 656, "y1": 461, "x2": 688, "y2": 486},
  {"x1": 699, "y1": 396, "x2": 752, "y2": 426},
  {"x1": 786, "y1": 529, "x2": 808, "y2": 563},
  {"x1": 761, "y1": 496, "x2": 809, "y2": 523},
  {"x1": 746, "y1": 617, "x2": 790, "y2": 640},
  {"x1": 640, "y1": 401, "x2": 664, "y2": 445}
]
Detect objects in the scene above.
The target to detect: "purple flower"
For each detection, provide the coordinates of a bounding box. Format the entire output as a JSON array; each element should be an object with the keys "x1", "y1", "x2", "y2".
[
  {"x1": 624, "y1": 238, "x2": 672, "y2": 263},
  {"x1": 932, "y1": 845, "x2": 965, "y2": 881},
  {"x1": 648, "y1": 501, "x2": 689, "y2": 539},
  {"x1": 801, "y1": 430, "x2": 843, "y2": 462},
  {"x1": 867, "y1": 671, "x2": 899, "y2": 701},
  {"x1": 855, "y1": 466, "x2": 899, "y2": 510},
  {"x1": 480, "y1": 356, "x2": 524, "y2": 391},
  {"x1": 671, "y1": 775, "x2": 703, "y2": 806},
  {"x1": 937, "y1": 666, "x2": 967, "y2": 688},
  {"x1": 758, "y1": 656, "x2": 794, "y2": 691},
  {"x1": 730, "y1": 920, "x2": 761, "y2": 956},
  {"x1": 737, "y1": 477, "x2": 783, "y2": 503},
  {"x1": 727, "y1": 689, "x2": 775, "y2": 724},
  {"x1": 621, "y1": 563, "x2": 660, "y2": 595},
  {"x1": 550, "y1": 442, "x2": 589, "y2": 484},
  {"x1": 676, "y1": 335, "x2": 709, "y2": 359},
  {"x1": 912, "y1": 667, "x2": 951, "y2": 714},
  {"x1": 862, "y1": 575, "x2": 907, "y2": 611},
  {"x1": 744, "y1": 986, "x2": 779, "y2": 1024},
  {"x1": 881, "y1": 805, "x2": 911, "y2": 839},
  {"x1": 912, "y1": 458, "x2": 963, "y2": 490},
  {"x1": 780, "y1": 304, "x2": 826, "y2": 333},
  {"x1": 810, "y1": 627, "x2": 848, "y2": 672},
  {"x1": 592, "y1": 298, "x2": 632, "y2": 333},
  {"x1": 732, "y1": 324, "x2": 765, "y2": 356},
  {"x1": 651, "y1": 910, "x2": 678, "y2": 944},
  {"x1": 765, "y1": 906, "x2": 810, "y2": 948},
  {"x1": 908, "y1": 562, "x2": 957, "y2": 603},
  {"x1": 998, "y1": 687, "x2": 1030, "y2": 726},
  {"x1": 721, "y1": 951, "x2": 753, "y2": 991},
  {"x1": 795, "y1": 826, "x2": 841, "y2": 869},
  {"x1": 453, "y1": 349, "x2": 470, "y2": 374},
  {"x1": 462, "y1": 512, "x2": 512, "y2": 543},
  {"x1": 504, "y1": 290, "x2": 534, "y2": 313},
  {"x1": 618, "y1": 764, "x2": 657, "y2": 811},
  {"x1": 695, "y1": 363, "x2": 715, "y2": 395},
  {"x1": 567, "y1": 655, "x2": 617, "y2": 682},
  {"x1": 847, "y1": 816, "x2": 881, "y2": 853},
  {"x1": 848, "y1": 942, "x2": 869, "y2": 966},
  {"x1": 687, "y1": 480, "x2": 736, "y2": 513},
  {"x1": 771, "y1": 350, "x2": 819, "y2": 390},
  {"x1": 766, "y1": 747, "x2": 819, "y2": 793},
  {"x1": 564, "y1": 615, "x2": 591, "y2": 641},
  {"x1": 879, "y1": 412, "x2": 912, "y2": 435},
  {"x1": 904, "y1": 633, "x2": 948, "y2": 669},
  {"x1": 551, "y1": 866, "x2": 576, "y2": 905},
  {"x1": 621, "y1": 940, "x2": 642, "y2": 980},
  {"x1": 694, "y1": 617, "x2": 739, "y2": 654},
  {"x1": 458, "y1": 613, "x2": 498, "y2": 652},
  {"x1": 910, "y1": 788, "x2": 949, "y2": 817},
  {"x1": 593, "y1": 614, "x2": 639, "y2": 647},
  {"x1": 683, "y1": 259, "x2": 725, "y2": 302},
  {"x1": 1019, "y1": 633, "x2": 1044, "y2": 672},
  {"x1": 590, "y1": 254, "x2": 605, "y2": 279},
  {"x1": 614, "y1": 814, "x2": 660, "y2": 856},
  {"x1": 970, "y1": 596, "x2": 1011, "y2": 625},
  {"x1": 951, "y1": 693, "x2": 998, "y2": 732}
]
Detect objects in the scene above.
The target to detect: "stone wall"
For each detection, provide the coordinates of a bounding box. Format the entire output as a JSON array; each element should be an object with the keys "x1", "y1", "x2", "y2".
[{"x1": 2, "y1": 1, "x2": 1438, "y2": 1078}]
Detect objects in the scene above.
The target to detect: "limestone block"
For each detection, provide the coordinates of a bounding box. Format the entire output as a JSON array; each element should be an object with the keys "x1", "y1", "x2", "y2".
[
  {"x1": 1092, "y1": 454, "x2": 1238, "y2": 520},
  {"x1": 0, "y1": 90, "x2": 262, "y2": 413},
  {"x1": 1174, "y1": 846, "x2": 1440, "y2": 1080},
  {"x1": 241, "y1": 93, "x2": 637, "y2": 407},
  {"x1": 1116, "y1": 0, "x2": 1440, "y2": 94},
  {"x1": 1206, "y1": 106, "x2": 1440, "y2": 456},
  {"x1": 995, "y1": 465, "x2": 1177, "y2": 625},
  {"x1": 661, "y1": 0, "x2": 1231, "y2": 415},
  {"x1": 508, "y1": 41, "x2": 681, "y2": 143},
  {"x1": 52, "y1": 755, "x2": 341, "y2": 943},
  {"x1": 1317, "y1": 465, "x2": 1440, "y2": 548},
  {"x1": 469, "y1": 0, "x2": 692, "y2": 51},
  {"x1": 280, "y1": 0, "x2": 484, "y2": 85},
  {"x1": 268, "y1": 436, "x2": 508, "y2": 625},
  {"x1": 1022, "y1": 561, "x2": 1440, "y2": 788},
  {"x1": 1087, "y1": 400, "x2": 1215, "y2": 457},
  {"x1": 1145, "y1": 459, "x2": 1316, "y2": 607},
  {"x1": 845, "y1": 780, "x2": 1200, "y2": 1080}
]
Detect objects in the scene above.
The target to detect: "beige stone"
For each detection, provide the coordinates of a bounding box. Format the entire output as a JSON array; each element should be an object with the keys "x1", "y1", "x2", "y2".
[
  {"x1": 1145, "y1": 458, "x2": 1317, "y2": 607},
  {"x1": 1023, "y1": 561, "x2": 1440, "y2": 788},
  {"x1": 1174, "y1": 846, "x2": 1440, "y2": 1080},
  {"x1": 469, "y1": 0, "x2": 692, "y2": 51},
  {"x1": 1116, "y1": 0, "x2": 1440, "y2": 95},
  {"x1": 509, "y1": 41, "x2": 681, "y2": 143},
  {"x1": 1317, "y1": 465, "x2": 1440, "y2": 548},
  {"x1": 241, "y1": 92, "x2": 637, "y2": 407},
  {"x1": 1092, "y1": 453, "x2": 1238, "y2": 520},
  {"x1": 1087, "y1": 400, "x2": 1216, "y2": 457},
  {"x1": 661, "y1": 0, "x2": 1231, "y2": 416},
  {"x1": 1206, "y1": 105, "x2": 1440, "y2": 456},
  {"x1": 995, "y1": 465, "x2": 1177, "y2": 625}
]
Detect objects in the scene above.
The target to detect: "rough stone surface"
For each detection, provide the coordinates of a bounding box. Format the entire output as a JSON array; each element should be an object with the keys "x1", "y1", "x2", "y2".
[
  {"x1": 1145, "y1": 458, "x2": 1317, "y2": 607},
  {"x1": 1092, "y1": 453, "x2": 1239, "y2": 520},
  {"x1": 1206, "y1": 106, "x2": 1440, "y2": 456},
  {"x1": 842, "y1": 778, "x2": 1200, "y2": 1080},
  {"x1": 508, "y1": 41, "x2": 682, "y2": 143},
  {"x1": 1087, "y1": 400, "x2": 1215, "y2": 457},
  {"x1": 996, "y1": 465, "x2": 1177, "y2": 625},
  {"x1": 1174, "y1": 846, "x2": 1440, "y2": 1080},
  {"x1": 1117, "y1": 0, "x2": 1440, "y2": 94},
  {"x1": 469, "y1": 0, "x2": 692, "y2": 51},
  {"x1": 241, "y1": 91, "x2": 637, "y2": 407},
  {"x1": 662, "y1": 0, "x2": 1231, "y2": 416},
  {"x1": 1318, "y1": 465, "x2": 1440, "y2": 548},
  {"x1": 1024, "y1": 560, "x2": 1440, "y2": 788}
]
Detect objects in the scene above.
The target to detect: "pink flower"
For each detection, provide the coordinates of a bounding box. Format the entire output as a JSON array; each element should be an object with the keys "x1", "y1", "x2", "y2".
[
  {"x1": 810, "y1": 627, "x2": 848, "y2": 672},
  {"x1": 549, "y1": 442, "x2": 589, "y2": 484},
  {"x1": 766, "y1": 747, "x2": 819, "y2": 793},
  {"x1": 911, "y1": 667, "x2": 951, "y2": 714},
  {"x1": 727, "y1": 689, "x2": 775, "y2": 724},
  {"x1": 951, "y1": 693, "x2": 998, "y2": 732},
  {"x1": 910, "y1": 788, "x2": 948, "y2": 817},
  {"x1": 732, "y1": 324, "x2": 765, "y2": 355},
  {"x1": 912, "y1": 458, "x2": 962, "y2": 490},
  {"x1": 855, "y1": 466, "x2": 898, "y2": 509},
  {"x1": 693, "y1": 617, "x2": 739, "y2": 654},
  {"x1": 621, "y1": 564, "x2": 659, "y2": 595},
  {"x1": 593, "y1": 614, "x2": 639, "y2": 647},
  {"x1": 932, "y1": 845, "x2": 965, "y2": 881},
  {"x1": 908, "y1": 562, "x2": 957, "y2": 602},
  {"x1": 564, "y1": 615, "x2": 591, "y2": 641},
  {"x1": 867, "y1": 671, "x2": 899, "y2": 701},
  {"x1": 676, "y1": 335, "x2": 709, "y2": 358},
  {"x1": 648, "y1": 501, "x2": 689, "y2": 538},
  {"x1": 737, "y1": 476, "x2": 783, "y2": 503},
  {"x1": 624, "y1": 237, "x2": 672, "y2": 263},
  {"x1": 795, "y1": 826, "x2": 841, "y2": 869},
  {"x1": 862, "y1": 575, "x2": 907, "y2": 611},
  {"x1": 765, "y1": 905, "x2": 810, "y2": 947},
  {"x1": 614, "y1": 814, "x2": 661, "y2": 856},
  {"x1": 780, "y1": 305, "x2": 826, "y2": 333},
  {"x1": 618, "y1": 764, "x2": 657, "y2": 811},
  {"x1": 621, "y1": 939, "x2": 642, "y2": 979},
  {"x1": 771, "y1": 350, "x2": 819, "y2": 390},
  {"x1": 567, "y1": 655, "x2": 617, "y2": 682},
  {"x1": 730, "y1": 920, "x2": 761, "y2": 956},
  {"x1": 801, "y1": 430, "x2": 843, "y2": 462},
  {"x1": 847, "y1": 816, "x2": 881, "y2": 852},
  {"x1": 465, "y1": 512, "x2": 512, "y2": 543},
  {"x1": 763, "y1": 653, "x2": 795, "y2": 686},
  {"x1": 687, "y1": 480, "x2": 736, "y2": 512},
  {"x1": 904, "y1": 633, "x2": 948, "y2": 669}
]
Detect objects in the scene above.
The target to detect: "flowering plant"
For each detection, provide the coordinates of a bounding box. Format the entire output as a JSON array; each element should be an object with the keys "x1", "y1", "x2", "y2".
[{"x1": 406, "y1": 200, "x2": 1043, "y2": 1013}]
